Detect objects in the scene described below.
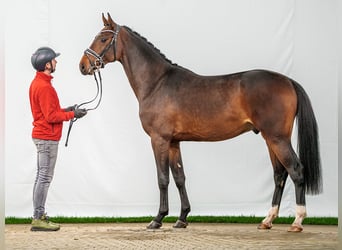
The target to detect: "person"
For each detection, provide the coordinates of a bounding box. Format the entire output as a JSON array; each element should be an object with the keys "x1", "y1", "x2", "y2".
[{"x1": 29, "y1": 47, "x2": 87, "y2": 231}]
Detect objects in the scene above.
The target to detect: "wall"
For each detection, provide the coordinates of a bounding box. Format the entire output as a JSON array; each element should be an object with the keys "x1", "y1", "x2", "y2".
[
  {"x1": 0, "y1": 2, "x2": 5, "y2": 249},
  {"x1": 5, "y1": 0, "x2": 338, "y2": 218}
]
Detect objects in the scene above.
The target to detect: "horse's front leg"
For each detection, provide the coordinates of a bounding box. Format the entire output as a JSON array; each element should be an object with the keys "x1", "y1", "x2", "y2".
[
  {"x1": 169, "y1": 141, "x2": 191, "y2": 228},
  {"x1": 147, "y1": 136, "x2": 170, "y2": 229}
]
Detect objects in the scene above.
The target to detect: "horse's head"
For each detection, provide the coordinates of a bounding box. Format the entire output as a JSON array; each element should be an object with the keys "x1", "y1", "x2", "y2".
[{"x1": 79, "y1": 13, "x2": 121, "y2": 75}]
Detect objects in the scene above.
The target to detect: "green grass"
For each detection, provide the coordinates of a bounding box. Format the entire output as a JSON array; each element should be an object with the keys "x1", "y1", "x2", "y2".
[{"x1": 5, "y1": 216, "x2": 337, "y2": 225}]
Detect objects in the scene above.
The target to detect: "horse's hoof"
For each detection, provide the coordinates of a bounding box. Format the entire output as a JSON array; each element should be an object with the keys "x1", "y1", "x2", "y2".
[
  {"x1": 257, "y1": 222, "x2": 272, "y2": 230},
  {"x1": 173, "y1": 220, "x2": 188, "y2": 228},
  {"x1": 146, "y1": 220, "x2": 162, "y2": 229},
  {"x1": 287, "y1": 224, "x2": 303, "y2": 232}
]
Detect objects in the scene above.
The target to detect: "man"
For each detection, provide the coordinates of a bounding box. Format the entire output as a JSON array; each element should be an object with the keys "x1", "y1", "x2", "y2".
[{"x1": 29, "y1": 47, "x2": 87, "y2": 231}]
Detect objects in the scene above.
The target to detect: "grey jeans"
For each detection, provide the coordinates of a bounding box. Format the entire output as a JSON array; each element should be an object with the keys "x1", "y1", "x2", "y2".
[{"x1": 32, "y1": 139, "x2": 59, "y2": 219}]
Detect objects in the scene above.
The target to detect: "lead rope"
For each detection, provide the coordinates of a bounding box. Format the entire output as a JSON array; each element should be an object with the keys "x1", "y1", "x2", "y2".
[{"x1": 65, "y1": 70, "x2": 103, "y2": 147}]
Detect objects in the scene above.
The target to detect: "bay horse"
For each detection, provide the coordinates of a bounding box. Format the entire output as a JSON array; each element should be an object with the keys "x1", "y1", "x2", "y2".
[{"x1": 79, "y1": 13, "x2": 322, "y2": 232}]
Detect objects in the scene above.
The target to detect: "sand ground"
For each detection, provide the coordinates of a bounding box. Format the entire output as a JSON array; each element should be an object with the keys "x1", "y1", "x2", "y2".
[{"x1": 5, "y1": 223, "x2": 338, "y2": 249}]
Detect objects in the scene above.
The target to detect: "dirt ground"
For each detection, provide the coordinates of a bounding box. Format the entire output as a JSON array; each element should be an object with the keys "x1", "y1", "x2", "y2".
[{"x1": 5, "y1": 223, "x2": 338, "y2": 250}]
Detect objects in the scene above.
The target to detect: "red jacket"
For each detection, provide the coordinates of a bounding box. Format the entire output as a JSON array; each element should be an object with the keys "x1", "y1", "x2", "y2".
[{"x1": 29, "y1": 71, "x2": 74, "y2": 141}]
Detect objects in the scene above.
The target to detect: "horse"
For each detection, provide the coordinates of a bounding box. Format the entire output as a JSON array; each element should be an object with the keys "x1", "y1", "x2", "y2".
[{"x1": 79, "y1": 13, "x2": 322, "y2": 232}]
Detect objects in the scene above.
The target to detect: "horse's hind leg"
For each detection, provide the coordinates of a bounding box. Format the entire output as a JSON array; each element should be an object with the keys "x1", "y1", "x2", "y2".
[
  {"x1": 258, "y1": 146, "x2": 288, "y2": 230},
  {"x1": 264, "y1": 137, "x2": 306, "y2": 232},
  {"x1": 169, "y1": 141, "x2": 191, "y2": 228}
]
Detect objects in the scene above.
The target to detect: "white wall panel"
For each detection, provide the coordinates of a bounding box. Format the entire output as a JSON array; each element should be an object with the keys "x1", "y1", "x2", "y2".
[{"x1": 0, "y1": 2, "x2": 5, "y2": 248}]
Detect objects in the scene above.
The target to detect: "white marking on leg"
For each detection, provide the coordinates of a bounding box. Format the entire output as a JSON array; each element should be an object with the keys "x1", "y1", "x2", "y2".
[
  {"x1": 262, "y1": 206, "x2": 279, "y2": 224},
  {"x1": 177, "y1": 163, "x2": 182, "y2": 168},
  {"x1": 293, "y1": 205, "x2": 306, "y2": 226}
]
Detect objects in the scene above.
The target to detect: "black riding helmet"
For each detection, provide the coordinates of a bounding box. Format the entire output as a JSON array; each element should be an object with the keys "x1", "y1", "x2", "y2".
[{"x1": 31, "y1": 47, "x2": 60, "y2": 71}]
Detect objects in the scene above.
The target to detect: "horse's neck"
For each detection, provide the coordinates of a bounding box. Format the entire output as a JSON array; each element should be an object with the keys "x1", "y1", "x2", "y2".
[{"x1": 120, "y1": 30, "x2": 170, "y2": 102}]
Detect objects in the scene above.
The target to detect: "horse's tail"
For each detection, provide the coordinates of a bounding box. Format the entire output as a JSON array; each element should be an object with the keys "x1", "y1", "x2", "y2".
[{"x1": 292, "y1": 80, "x2": 322, "y2": 195}]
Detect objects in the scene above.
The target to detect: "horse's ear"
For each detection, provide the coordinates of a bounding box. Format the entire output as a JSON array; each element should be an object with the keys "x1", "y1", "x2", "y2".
[
  {"x1": 102, "y1": 13, "x2": 110, "y2": 27},
  {"x1": 107, "y1": 13, "x2": 115, "y2": 27}
]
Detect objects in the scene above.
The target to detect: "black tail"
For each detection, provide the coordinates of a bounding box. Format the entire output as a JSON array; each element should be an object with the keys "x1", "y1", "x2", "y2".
[{"x1": 292, "y1": 81, "x2": 322, "y2": 195}]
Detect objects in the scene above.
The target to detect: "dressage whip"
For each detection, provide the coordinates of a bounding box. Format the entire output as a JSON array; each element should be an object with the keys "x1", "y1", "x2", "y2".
[{"x1": 64, "y1": 70, "x2": 103, "y2": 147}]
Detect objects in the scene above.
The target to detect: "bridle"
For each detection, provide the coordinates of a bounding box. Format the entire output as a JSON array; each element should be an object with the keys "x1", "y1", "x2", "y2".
[
  {"x1": 84, "y1": 24, "x2": 121, "y2": 70},
  {"x1": 65, "y1": 25, "x2": 121, "y2": 147}
]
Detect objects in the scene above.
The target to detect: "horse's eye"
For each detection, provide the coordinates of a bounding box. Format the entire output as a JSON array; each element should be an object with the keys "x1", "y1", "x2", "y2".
[{"x1": 101, "y1": 38, "x2": 107, "y2": 43}]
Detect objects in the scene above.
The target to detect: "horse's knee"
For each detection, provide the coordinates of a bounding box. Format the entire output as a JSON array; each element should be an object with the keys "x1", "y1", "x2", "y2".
[
  {"x1": 274, "y1": 171, "x2": 287, "y2": 186},
  {"x1": 174, "y1": 176, "x2": 185, "y2": 188},
  {"x1": 158, "y1": 176, "x2": 169, "y2": 190}
]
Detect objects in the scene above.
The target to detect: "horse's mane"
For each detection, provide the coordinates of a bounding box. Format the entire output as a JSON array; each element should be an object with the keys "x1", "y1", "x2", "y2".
[{"x1": 124, "y1": 26, "x2": 177, "y2": 66}]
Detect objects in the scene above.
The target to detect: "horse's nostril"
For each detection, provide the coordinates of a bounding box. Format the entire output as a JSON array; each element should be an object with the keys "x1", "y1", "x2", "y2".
[{"x1": 79, "y1": 63, "x2": 87, "y2": 74}]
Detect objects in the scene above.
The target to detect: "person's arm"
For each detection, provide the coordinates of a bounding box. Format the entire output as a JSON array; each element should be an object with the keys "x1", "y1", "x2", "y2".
[
  {"x1": 63, "y1": 105, "x2": 77, "y2": 112},
  {"x1": 39, "y1": 86, "x2": 75, "y2": 122}
]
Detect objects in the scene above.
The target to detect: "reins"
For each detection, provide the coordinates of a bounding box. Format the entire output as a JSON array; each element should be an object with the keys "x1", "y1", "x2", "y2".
[
  {"x1": 65, "y1": 24, "x2": 120, "y2": 147},
  {"x1": 64, "y1": 70, "x2": 103, "y2": 147}
]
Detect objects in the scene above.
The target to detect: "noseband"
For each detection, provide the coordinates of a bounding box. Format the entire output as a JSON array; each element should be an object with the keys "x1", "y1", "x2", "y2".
[
  {"x1": 65, "y1": 25, "x2": 121, "y2": 147},
  {"x1": 84, "y1": 24, "x2": 121, "y2": 71}
]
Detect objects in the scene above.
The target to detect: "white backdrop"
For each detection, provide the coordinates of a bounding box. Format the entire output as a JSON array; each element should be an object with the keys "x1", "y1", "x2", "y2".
[
  {"x1": 0, "y1": 2, "x2": 5, "y2": 248},
  {"x1": 5, "y1": 0, "x2": 338, "y2": 218}
]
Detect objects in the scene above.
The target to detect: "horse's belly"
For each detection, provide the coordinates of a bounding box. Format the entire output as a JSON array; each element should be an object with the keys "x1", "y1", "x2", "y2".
[{"x1": 173, "y1": 121, "x2": 254, "y2": 142}]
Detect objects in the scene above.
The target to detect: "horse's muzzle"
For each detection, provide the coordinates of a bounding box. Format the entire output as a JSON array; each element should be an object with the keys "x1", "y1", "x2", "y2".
[{"x1": 79, "y1": 57, "x2": 92, "y2": 75}]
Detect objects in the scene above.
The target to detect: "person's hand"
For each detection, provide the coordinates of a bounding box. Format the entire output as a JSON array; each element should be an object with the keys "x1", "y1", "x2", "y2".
[
  {"x1": 64, "y1": 104, "x2": 77, "y2": 112},
  {"x1": 74, "y1": 108, "x2": 87, "y2": 119}
]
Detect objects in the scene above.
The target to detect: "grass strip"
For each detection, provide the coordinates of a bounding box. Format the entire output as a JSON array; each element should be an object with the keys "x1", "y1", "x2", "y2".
[{"x1": 5, "y1": 216, "x2": 337, "y2": 225}]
